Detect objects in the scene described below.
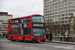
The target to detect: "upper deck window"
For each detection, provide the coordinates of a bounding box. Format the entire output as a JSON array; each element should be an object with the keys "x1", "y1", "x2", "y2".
[
  {"x1": 10, "y1": 19, "x2": 19, "y2": 24},
  {"x1": 10, "y1": 17, "x2": 30, "y2": 24},
  {"x1": 24, "y1": 18, "x2": 27, "y2": 23},
  {"x1": 32, "y1": 15, "x2": 44, "y2": 23},
  {"x1": 27, "y1": 17, "x2": 30, "y2": 23},
  {"x1": 15, "y1": 19, "x2": 19, "y2": 23},
  {"x1": 20, "y1": 19, "x2": 23, "y2": 23},
  {"x1": 24, "y1": 17, "x2": 30, "y2": 23},
  {"x1": 10, "y1": 20, "x2": 14, "y2": 24}
]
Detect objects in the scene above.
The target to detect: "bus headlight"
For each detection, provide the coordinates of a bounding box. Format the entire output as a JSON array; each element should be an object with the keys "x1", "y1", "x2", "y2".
[{"x1": 31, "y1": 37, "x2": 34, "y2": 39}]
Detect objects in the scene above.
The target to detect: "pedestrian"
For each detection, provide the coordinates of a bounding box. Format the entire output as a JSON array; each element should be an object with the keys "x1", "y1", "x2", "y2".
[
  {"x1": 6, "y1": 33, "x2": 8, "y2": 38},
  {"x1": 46, "y1": 33, "x2": 49, "y2": 41},
  {"x1": 59, "y1": 32, "x2": 63, "y2": 42},
  {"x1": 1, "y1": 33, "x2": 3, "y2": 38},
  {"x1": 0, "y1": 34, "x2": 1, "y2": 37},
  {"x1": 64, "y1": 32, "x2": 68, "y2": 42},
  {"x1": 49, "y1": 31, "x2": 52, "y2": 41},
  {"x1": 3, "y1": 33, "x2": 5, "y2": 38},
  {"x1": 64, "y1": 33, "x2": 65, "y2": 41}
]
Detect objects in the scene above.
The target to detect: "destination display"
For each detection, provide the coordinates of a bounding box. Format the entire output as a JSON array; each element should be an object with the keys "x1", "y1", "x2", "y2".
[{"x1": 32, "y1": 23, "x2": 44, "y2": 28}]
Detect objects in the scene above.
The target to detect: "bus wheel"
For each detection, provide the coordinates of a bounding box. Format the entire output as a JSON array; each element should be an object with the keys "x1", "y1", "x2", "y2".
[
  {"x1": 43, "y1": 40, "x2": 46, "y2": 42},
  {"x1": 36, "y1": 41, "x2": 40, "y2": 43},
  {"x1": 23, "y1": 37, "x2": 26, "y2": 42},
  {"x1": 11, "y1": 37, "x2": 15, "y2": 41},
  {"x1": 11, "y1": 37, "x2": 13, "y2": 41}
]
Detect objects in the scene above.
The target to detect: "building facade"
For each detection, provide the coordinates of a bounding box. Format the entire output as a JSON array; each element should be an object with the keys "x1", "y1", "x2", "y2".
[
  {"x1": 0, "y1": 12, "x2": 12, "y2": 35},
  {"x1": 44, "y1": 0, "x2": 75, "y2": 36}
]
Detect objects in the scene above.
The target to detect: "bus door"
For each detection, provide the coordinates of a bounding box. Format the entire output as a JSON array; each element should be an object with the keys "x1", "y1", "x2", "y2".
[
  {"x1": 21, "y1": 24, "x2": 24, "y2": 35},
  {"x1": 23, "y1": 28, "x2": 31, "y2": 40},
  {"x1": 18, "y1": 24, "x2": 24, "y2": 39}
]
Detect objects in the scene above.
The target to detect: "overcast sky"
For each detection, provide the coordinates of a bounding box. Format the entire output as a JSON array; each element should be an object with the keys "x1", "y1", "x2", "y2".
[{"x1": 0, "y1": 0, "x2": 43, "y2": 18}]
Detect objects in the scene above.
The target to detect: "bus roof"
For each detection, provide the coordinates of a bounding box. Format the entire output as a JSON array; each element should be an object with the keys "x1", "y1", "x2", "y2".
[{"x1": 8, "y1": 14, "x2": 43, "y2": 20}]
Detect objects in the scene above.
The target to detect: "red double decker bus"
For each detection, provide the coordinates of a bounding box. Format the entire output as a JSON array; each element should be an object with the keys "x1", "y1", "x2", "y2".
[{"x1": 7, "y1": 14, "x2": 46, "y2": 43}]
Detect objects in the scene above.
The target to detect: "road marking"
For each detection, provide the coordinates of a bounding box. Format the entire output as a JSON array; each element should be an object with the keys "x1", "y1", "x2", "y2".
[
  {"x1": 0, "y1": 40, "x2": 9, "y2": 41},
  {"x1": 33, "y1": 44, "x2": 75, "y2": 50},
  {"x1": 2, "y1": 43, "x2": 5, "y2": 44},
  {"x1": 1, "y1": 43, "x2": 22, "y2": 47},
  {"x1": 25, "y1": 47, "x2": 38, "y2": 50},
  {"x1": 1, "y1": 43, "x2": 75, "y2": 50},
  {"x1": 33, "y1": 44, "x2": 54, "y2": 47},
  {"x1": 24, "y1": 47, "x2": 47, "y2": 50},
  {"x1": 1, "y1": 43, "x2": 47, "y2": 50},
  {"x1": 54, "y1": 46, "x2": 75, "y2": 49}
]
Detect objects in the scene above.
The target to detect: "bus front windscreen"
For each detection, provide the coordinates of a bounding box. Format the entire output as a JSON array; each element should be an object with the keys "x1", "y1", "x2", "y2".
[
  {"x1": 32, "y1": 15, "x2": 44, "y2": 23},
  {"x1": 32, "y1": 28, "x2": 45, "y2": 36}
]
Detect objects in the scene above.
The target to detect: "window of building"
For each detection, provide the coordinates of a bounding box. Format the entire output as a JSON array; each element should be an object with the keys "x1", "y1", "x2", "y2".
[
  {"x1": 65, "y1": 3, "x2": 69, "y2": 6},
  {"x1": 62, "y1": 18, "x2": 64, "y2": 20},
  {"x1": 62, "y1": 14, "x2": 65, "y2": 16},
  {"x1": 62, "y1": 21, "x2": 64, "y2": 23},
  {"x1": 69, "y1": 6, "x2": 75, "y2": 8},
  {"x1": 58, "y1": 15, "x2": 61, "y2": 17},
  {"x1": 65, "y1": 21, "x2": 67, "y2": 23},
  {"x1": 65, "y1": 10, "x2": 69, "y2": 12},
  {"x1": 70, "y1": 9, "x2": 75, "y2": 12},
  {"x1": 44, "y1": 0, "x2": 49, "y2": 2},
  {"x1": 59, "y1": 21, "x2": 61, "y2": 23},
  {"x1": 66, "y1": 0, "x2": 69, "y2": 1},
  {"x1": 0, "y1": 27, "x2": 1, "y2": 29},
  {"x1": 65, "y1": 17, "x2": 68, "y2": 19},
  {"x1": 66, "y1": 14, "x2": 68, "y2": 16},
  {"x1": 0, "y1": 20, "x2": 4, "y2": 22}
]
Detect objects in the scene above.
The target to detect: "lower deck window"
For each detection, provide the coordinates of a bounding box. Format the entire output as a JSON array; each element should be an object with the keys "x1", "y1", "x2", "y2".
[
  {"x1": 24, "y1": 28, "x2": 31, "y2": 35},
  {"x1": 10, "y1": 29, "x2": 21, "y2": 34}
]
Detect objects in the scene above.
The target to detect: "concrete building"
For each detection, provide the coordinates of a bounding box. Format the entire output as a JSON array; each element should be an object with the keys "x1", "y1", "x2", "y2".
[
  {"x1": 0, "y1": 12, "x2": 12, "y2": 35},
  {"x1": 44, "y1": 0, "x2": 75, "y2": 36}
]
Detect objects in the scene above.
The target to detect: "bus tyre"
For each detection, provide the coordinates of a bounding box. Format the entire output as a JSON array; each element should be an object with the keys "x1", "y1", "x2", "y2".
[
  {"x1": 23, "y1": 37, "x2": 26, "y2": 42},
  {"x1": 43, "y1": 40, "x2": 46, "y2": 42},
  {"x1": 11, "y1": 37, "x2": 15, "y2": 41},
  {"x1": 36, "y1": 41, "x2": 40, "y2": 43},
  {"x1": 11, "y1": 37, "x2": 13, "y2": 41}
]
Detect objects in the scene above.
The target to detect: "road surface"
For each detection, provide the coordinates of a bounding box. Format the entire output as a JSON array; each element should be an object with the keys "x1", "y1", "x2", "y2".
[{"x1": 0, "y1": 38, "x2": 75, "y2": 50}]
